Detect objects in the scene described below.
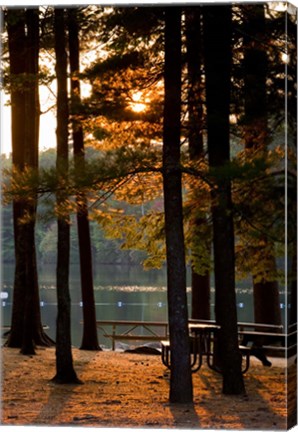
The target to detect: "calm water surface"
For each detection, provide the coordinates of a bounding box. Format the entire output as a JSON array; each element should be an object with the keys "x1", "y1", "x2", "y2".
[{"x1": 1, "y1": 263, "x2": 286, "y2": 348}]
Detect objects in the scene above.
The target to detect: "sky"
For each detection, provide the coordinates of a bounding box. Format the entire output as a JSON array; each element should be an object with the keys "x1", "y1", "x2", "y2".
[
  {"x1": 0, "y1": 45, "x2": 94, "y2": 157},
  {"x1": 0, "y1": 80, "x2": 94, "y2": 156},
  {"x1": 1, "y1": 87, "x2": 57, "y2": 156}
]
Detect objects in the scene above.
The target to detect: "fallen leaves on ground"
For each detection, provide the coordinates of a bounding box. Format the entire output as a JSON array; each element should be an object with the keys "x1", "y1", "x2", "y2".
[{"x1": 1, "y1": 346, "x2": 296, "y2": 429}]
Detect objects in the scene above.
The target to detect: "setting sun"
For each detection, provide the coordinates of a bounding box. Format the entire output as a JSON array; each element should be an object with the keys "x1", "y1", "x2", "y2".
[{"x1": 129, "y1": 91, "x2": 147, "y2": 113}]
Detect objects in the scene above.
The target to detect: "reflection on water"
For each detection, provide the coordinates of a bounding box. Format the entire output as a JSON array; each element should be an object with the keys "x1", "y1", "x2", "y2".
[{"x1": 1, "y1": 263, "x2": 286, "y2": 348}]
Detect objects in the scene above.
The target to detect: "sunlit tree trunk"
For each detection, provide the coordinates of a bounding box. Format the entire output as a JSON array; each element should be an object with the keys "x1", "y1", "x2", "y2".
[
  {"x1": 52, "y1": 8, "x2": 81, "y2": 384},
  {"x1": 203, "y1": 5, "x2": 246, "y2": 395},
  {"x1": 68, "y1": 8, "x2": 100, "y2": 351},
  {"x1": 163, "y1": 7, "x2": 193, "y2": 404},
  {"x1": 185, "y1": 7, "x2": 210, "y2": 320},
  {"x1": 242, "y1": 4, "x2": 282, "y2": 328}
]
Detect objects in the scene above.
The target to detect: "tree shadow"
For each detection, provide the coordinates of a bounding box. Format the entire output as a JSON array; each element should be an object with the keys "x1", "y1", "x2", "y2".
[
  {"x1": 34, "y1": 381, "x2": 83, "y2": 425},
  {"x1": 169, "y1": 402, "x2": 201, "y2": 429},
  {"x1": 287, "y1": 363, "x2": 297, "y2": 428},
  {"x1": 196, "y1": 367, "x2": 287, "y2": 430},
  {"x1": 33, "y1": 350, "x2": 99, "y2": 425},
  {"x1": 162, "y1": 370, "x2": 201, "y2": 428}
]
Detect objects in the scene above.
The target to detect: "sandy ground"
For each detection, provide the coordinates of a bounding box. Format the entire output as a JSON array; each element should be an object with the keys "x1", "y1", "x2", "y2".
[{"x1": 1, "y1": 346, "x2": 297, "y2": 430}]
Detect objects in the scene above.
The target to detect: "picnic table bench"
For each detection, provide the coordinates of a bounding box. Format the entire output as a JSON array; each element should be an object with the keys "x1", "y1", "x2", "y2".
[
  {"x1": 236, "y1": 322, "x2": 296, "y2": 358},
  {"x1": 189, "y1": 319, "x2": 292, "y2": 353},
  {"x1": 96, "y1": 320, "x2": 169, "y2": 350},
  {"x1": 189, "y1": 319, "x2": 297, "y2": 362}
]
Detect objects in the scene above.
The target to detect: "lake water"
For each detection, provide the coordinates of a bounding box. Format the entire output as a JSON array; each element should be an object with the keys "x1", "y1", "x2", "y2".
[{"x1": 1, "y1": 263, "x2": 287, "y2": 349}]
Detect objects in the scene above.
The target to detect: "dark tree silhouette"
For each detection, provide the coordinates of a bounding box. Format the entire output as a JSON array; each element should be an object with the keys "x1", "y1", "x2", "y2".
[
  {"x1": 6, "y1": 8, "x2": 53, "y2": 352},
  {"x1": 185, "y1": 7, "x2": 210, "y2": 320},
  {"x1": 52, "y1": 7, "x2": 81, "y2": 384},
  {"x1": 68, "y1": 8, "x2": 101, "y2": 351},
  {"x1": 242, "y1": 4, "x2": 282, "y2": 329},
  {"x1": 203, "y1": 5, "x2": 246, "y2": 395},
  {"x1": 163, "y1": 7, "x2": 193, "y2": 404}
]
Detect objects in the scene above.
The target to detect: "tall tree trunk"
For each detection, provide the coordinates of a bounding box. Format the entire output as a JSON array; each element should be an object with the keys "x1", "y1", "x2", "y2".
[
  {"x1": 185, "y1": 7, "x2": 210, "y2": 320},
  {"x1": 288, "y1": 147, "x2": 297, "y2": 328},
  {"x1": 52, "y1": 8, "x2": 81, "y2": 384},
  {"x1": 20, "y1": 8, "x2": 41, "y2": 355},
  {"x1": 6, "y1": 8, "x2": 53, "y2": 351},
  {"x1": 289, "y1": 250, "x2": 297, "y2": 326},
  {"x1": 68, "y1": 8, "x2": 100, "y2": 351},
  {"x1": 7, "y1": 9, "x2": 27, "y2": 348},
  {"x1": 243, "y1": 4, "x2": 282, "y2": 328},
  {"x1": 203, "y1": 5, "x2": 246, "y2": 395},
  {"x1": 163, "y1": 7, "x2": 193, "y2": 404}
]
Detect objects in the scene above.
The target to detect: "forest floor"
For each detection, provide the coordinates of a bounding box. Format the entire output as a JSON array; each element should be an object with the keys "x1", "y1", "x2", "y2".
[{"x1": 1, "y1": 346, "x2": 297, "y2": 430}]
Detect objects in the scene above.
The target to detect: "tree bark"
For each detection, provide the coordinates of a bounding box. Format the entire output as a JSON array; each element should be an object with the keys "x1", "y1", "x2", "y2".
[
  {"x1": 6, "y1": 8, "x2": 53, "y2": 351},
  {"x1": 203, "y1": 5, "x2": 246, "y2": 395},
  {"x1": 185, "y1": 7, "x2": 210, "y2": 320},
  {"x1": 289, "y1": 250, "x2": 297, "y2": 326},
  {"x1": 52, "y1": 8, "x2": 81, "y2": 384},
  {"x1": 163, "y1": 7, "x2": 193, "y2": 404},
  {"x1": 20, "y1": 8, "x2": 41, "y2": 355},
  {"x1": 68, "y1": 8, "x2": 100, "y2": 351},
  {"x1": 7, "y1": 9, "x2": 27, "y2": 348},
  {"x1": 243, "y1": 4, "x2": 282, "y2": 328}
]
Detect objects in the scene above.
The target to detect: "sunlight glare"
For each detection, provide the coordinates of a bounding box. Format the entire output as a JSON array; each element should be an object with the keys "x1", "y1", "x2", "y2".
[
  {"x1": 229, "y1": 114, "x2": 238, "y2": 124},
  {"x1": 131, "y1": 102, "x2": 147, "y2": 113},
  {"x1": 129, "y1": 91, "x2": 147, "y2": 113},
  {"x1": 281, "y1": 52, "x2": 290, "y2": 64},
  {"x1": 271, "y1": 2, "x2": 287, "y2": 12}
]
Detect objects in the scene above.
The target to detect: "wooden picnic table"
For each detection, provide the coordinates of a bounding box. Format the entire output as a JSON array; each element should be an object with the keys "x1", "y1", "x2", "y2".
[
  {"x1": 161, "y1": 323, "x2": 222, "y2": 373},
  {"x1": 188, "y1": 323, "x2": 221, "y2": 372},
  {"x1": 162, "y1": 323, "x2": 251, "y2": 374}
]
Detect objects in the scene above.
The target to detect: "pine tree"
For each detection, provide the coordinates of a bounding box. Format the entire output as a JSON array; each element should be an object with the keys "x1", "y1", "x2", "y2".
[
  {"x1": 52, "y1": 7, "x2": 81, "y2": 384},
  {"x1": 203, "y1": 4, "x2": 246, "y2": 395},
  {"x1": 185, "y1": 7, "x2": 210, "y2": 320},
  {"x1": 242, "y1": 4, "x2": 282, "y2": 328},
  {"x1": 6, "y1": 8, "x2": 53, "y2": 352},
  {"x1": 68, "y1": 7, "x2": 101, "y2": 351},
  {"x1": 163, "y1": 7, "x2": 193, "y2": 404}
]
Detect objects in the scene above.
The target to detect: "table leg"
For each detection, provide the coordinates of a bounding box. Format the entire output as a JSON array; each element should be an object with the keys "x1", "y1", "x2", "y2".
[
  {"x1": 190, "y1": 334, "x2": 203, "y2": 372},
  {"x1": 161, "y1": 343, "x2": 170, "y2": 368}
]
